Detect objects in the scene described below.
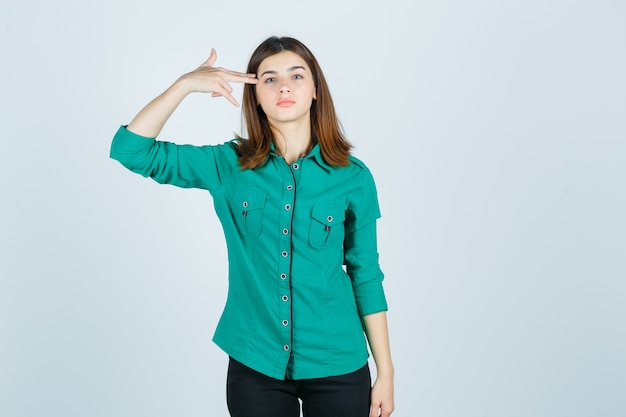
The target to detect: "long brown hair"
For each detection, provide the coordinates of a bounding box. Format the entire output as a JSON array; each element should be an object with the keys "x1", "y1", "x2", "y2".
[{"x1": 236, "y1": 36, "x2": 352, "y2": 169}]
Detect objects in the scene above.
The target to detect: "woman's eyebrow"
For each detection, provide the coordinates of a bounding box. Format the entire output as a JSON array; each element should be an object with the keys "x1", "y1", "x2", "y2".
[{"x1": 259, "y1": 66, "x2": 306, "y2": 77}]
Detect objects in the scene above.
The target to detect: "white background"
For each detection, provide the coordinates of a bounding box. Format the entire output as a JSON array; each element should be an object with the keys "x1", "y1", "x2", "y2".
[{"x1": 1, "y1": 0, "x2": 625, "y2": 416}]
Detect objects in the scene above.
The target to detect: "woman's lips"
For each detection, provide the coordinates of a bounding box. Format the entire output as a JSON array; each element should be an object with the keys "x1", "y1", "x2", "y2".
[{"x1": 277, "y1": 98, "x2": 296, "y2": 107}]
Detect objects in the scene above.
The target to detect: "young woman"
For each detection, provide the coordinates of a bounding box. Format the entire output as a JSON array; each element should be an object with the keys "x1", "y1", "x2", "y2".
[{"x1": 110, "y1": 36, "x2": 394, "y2": 417}]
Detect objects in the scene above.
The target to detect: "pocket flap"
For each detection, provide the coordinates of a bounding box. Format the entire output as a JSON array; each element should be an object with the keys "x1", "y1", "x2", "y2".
[
  {"x1": 311, "y1": 204, "x2": 345, "y2": 226},
  {"x1": 235, "y1": 191, "x2": 266, "y2": 211}
]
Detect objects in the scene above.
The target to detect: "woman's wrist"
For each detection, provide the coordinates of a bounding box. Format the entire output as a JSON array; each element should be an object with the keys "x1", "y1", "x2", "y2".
[
  {"x1": 170, "y1": 75, "x2": 195, "y2": 97},
  {"x1": 375, "y1": 363, "x2": 395, "y2": 380}
]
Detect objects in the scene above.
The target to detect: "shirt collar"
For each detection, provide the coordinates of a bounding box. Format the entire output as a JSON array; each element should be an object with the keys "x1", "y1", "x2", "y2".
[
  {"x1": 306, "y1": 142, "x2": 332, "y2": 171},
  {"x1": 267, "y1": 141, "x2": 332, "y2": 172}
]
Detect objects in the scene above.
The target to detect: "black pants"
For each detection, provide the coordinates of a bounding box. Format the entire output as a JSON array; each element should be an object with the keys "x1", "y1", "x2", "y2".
[{"x1": 226, "y1": 357, "x2": 371, "y2": 417}]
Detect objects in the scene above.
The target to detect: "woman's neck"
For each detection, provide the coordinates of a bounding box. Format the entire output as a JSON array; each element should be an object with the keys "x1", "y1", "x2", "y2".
[{"x1": 271, "y1": 121, "x2": 313, "y2": 164}]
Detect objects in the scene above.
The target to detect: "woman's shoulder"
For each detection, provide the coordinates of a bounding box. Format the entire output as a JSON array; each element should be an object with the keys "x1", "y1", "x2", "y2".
[
  {"x1": 201, "y1": 139, "x2": 239, "y2": 155},
  {"x1": 346, "y1": 155, "x2": 373, "y2": 173}
]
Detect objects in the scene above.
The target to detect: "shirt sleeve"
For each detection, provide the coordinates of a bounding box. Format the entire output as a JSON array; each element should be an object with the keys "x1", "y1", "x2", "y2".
[
  {"x1": 109, "y1": 125, "x2": 237, "y2": 193},
  {"x1": 344, "y1": 166, "x2": 388, "y2": 317}
]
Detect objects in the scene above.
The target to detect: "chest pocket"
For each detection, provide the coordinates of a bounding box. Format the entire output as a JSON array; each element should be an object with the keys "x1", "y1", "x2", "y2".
[
  {"x1": 309, "y1": 204, "x2": 346, "y2": 249},
  {"x1": 235, "y1": 191, "x2": 267, "y2": 237}
]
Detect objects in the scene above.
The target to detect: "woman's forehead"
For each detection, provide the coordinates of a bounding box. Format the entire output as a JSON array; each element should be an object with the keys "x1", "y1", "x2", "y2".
[{"x1": 258, "y1": 51, "x2": 310, "y2": 72}]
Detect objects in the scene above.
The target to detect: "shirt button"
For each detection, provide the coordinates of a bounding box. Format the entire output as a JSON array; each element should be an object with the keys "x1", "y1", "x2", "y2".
[
  {"x1": 282, "y1": 320, "x2": 289, "y2": 326},
  {"x1": 282, "y1": 295, "x2": 289, "y2": 302},
  {"x1": 280, "y1": 273, "x2": 287, "y2": 280},
  {"x1": 327, "y1": 215, "x2": 333, "y2": 222},
  {"x1": 286, "y1": 185, "x2": 293, "y2": 191},
  {"x1": 281, "y1": 251, "x2": 289, "y2": 258},
  {"x1": 284, "y1": 203, "x2": 292, "y2": 211},
  {"x1": 292, "y1": 163, "x2": 299, "y2": 170},
  {"x1": 282, "y1": 228, "x2": 289, "y2": 235},
  {"x1": 283, "y1": 345, "x2": 290, "y2": 351},
  {"x1": 242, "y1": 201, "x2": 248, "y2": 208}
]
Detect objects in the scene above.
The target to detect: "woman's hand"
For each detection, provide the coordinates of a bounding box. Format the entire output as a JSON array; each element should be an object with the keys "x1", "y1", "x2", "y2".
[
  {"x1": 178, "y1": 48, "x2": 258, "y2": 106},
  {"x1": 126, "y1": 49, "x2": 257, "y2": 137},
  {"x1": 370, "y1": 375, "x2": 395, "y2": 417}
]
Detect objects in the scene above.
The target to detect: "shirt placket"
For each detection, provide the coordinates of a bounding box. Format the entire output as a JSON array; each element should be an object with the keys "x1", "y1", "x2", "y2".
[{"x1": 277, "y1": 159, "x2": 301, "y2": 368}]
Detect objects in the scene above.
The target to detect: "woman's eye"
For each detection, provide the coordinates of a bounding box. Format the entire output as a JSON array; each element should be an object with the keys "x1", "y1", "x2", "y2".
[
  {"x1": 264, "y1": 77, "x2": 276, "y2": 83},
  {"x1": 293, "y1": 74, "x2": 303, "y2": 80}
]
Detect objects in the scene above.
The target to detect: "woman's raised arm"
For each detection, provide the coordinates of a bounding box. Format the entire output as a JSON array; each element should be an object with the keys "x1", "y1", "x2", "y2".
[{"x1": 126, "y1": 49, "x2": 258, "y2": 138}]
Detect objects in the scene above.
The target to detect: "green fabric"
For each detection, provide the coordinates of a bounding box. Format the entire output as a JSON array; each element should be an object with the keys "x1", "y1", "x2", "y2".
[{"x1": 110, "y1": 126, "x2": 387, "y2": 380}]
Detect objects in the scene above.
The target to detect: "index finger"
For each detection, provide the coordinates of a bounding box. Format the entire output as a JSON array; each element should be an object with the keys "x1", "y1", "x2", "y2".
[
  {"x1": 227, "y1": 75, "x2": 258, "y2": 85},
  {"x1": 219, "y1": 70, "x2": 258, "y2": 84}
]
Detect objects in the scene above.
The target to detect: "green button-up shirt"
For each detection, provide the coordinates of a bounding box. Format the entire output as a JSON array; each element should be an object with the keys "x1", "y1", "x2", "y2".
[{"x1": 110, "y1": 126, "x2": 387, "y2": 380}]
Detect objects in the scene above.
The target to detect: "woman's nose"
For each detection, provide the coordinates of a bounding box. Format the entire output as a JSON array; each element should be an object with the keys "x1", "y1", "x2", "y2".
[{"x1": 280, "y1": 83, "x2": 291, "y2": 93}]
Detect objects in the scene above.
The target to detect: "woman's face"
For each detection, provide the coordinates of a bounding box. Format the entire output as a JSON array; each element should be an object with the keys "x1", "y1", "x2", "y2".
[{"x1": 255, "y1": 51, "x2": 317, "y2": 127}]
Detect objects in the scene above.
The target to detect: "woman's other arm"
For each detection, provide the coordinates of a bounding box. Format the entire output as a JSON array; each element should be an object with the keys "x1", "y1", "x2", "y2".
[{"x1": 363, "y1": 311, "x2": 395, "y2": 417}]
